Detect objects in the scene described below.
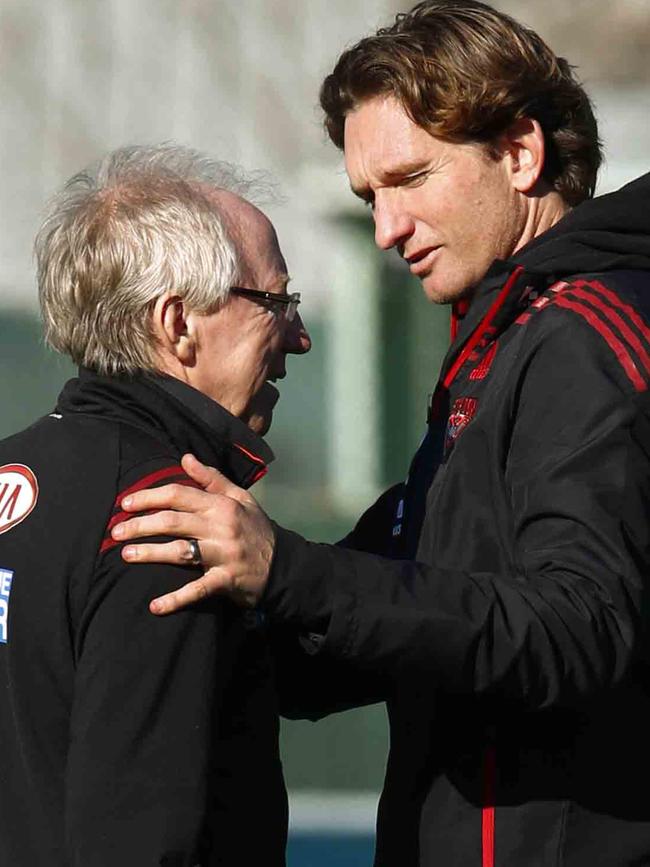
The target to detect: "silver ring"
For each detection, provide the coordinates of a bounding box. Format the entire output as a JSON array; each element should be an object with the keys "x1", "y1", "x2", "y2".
[{"x1": 186, "y1": 538, "x2": 203, "y2": 566}]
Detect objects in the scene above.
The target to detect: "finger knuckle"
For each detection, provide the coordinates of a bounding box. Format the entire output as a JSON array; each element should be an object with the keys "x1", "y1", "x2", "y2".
[
  {"x1": 221, "y1": 497, "x2": 239, "y2": 520},
  {"x1": 194, "y1": 580, "x2": 209, "y2": 601},
  {"x1": 168, "y1": 483, "x2": 185, "y2": 501},
  {"x1": 116, "y1": 519, "x2": 136, "y2": 538},
  {"x1": 219, "y1": 539, "x2": 236, "y2": 562},
  {"x1": 159, "y1": 510, "x2": 179, "y2": 533}
]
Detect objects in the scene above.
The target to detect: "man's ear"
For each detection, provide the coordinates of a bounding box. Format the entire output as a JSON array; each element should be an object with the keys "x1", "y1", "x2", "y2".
[
  {"x1": 501, "y1": 117, "x2": 547, "y2": 194},
  {"x1": 152, "y1": 294, "x2": 196, "y2": 366}
]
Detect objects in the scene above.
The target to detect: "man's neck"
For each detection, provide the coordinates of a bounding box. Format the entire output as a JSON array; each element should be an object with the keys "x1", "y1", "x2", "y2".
[{"x1": 514, "y1": 189, "x2": 570, "y2": 255}]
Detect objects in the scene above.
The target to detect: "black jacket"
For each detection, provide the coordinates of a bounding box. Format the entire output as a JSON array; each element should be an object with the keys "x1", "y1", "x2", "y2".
[
  {"x1": 0, "y1": 370, "x2": 286, "y2": 866},
  {"x1": 268, "y1": 173, "x2": 650, "y2": 866}
]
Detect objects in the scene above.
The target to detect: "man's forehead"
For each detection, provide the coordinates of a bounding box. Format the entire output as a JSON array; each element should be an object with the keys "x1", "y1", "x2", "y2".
[
  {"x1": 235, "y1": 212, "x2": 288, "y2": 288},
  {"x1": 204, "y1": 188, "x2": 261, "y2": 233},
  {"x1": 197, "y1": 185, "x2": 288, "y2": 290},
  {"x1": 343, "y1": 95, "x2": 438, "y2": 186}
]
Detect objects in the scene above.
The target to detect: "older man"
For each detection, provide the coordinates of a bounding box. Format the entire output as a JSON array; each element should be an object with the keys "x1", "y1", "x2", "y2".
[
  {"x1": 116, "y1": 3, "x2": 650, "y2": 866},
  {"x1": 0, "y1": 145, "x2": 309, "y2": 866}
]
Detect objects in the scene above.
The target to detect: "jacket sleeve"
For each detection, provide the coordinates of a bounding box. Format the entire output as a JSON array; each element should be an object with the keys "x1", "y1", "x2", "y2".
[
  {"x1": 337, "y1": 483, "x2": 405, "y2": 553},
  {"x1": 272, "y1": 486, "x2": 404, "y2": 719},
  {"x1": 272, "y1": 625, "x2": 386, "y2": 720},
  {"x1": 64, "y1": 543, "x2": 221, "y2": 866},
  {"x1": 263, "y1": 308, "x2": 650, "y2": 711}
]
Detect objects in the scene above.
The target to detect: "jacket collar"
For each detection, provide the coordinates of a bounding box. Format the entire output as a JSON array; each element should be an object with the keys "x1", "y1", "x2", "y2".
[
  {"x1": 441, "y1": 261, "x2": 547, "y2": 386},
  {"x1": 440, "y1": 172, "x2": 650, "y2": 390},
  {"x1": 57, "y1": 369, "x2": 274, "y2": 489},
  {"x1": 150, "y1": 373, "x2": 274, "y2": 466}
]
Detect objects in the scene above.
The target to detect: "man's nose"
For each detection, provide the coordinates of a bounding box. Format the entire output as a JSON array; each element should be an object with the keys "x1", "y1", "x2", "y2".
[
  {"x1": 284, "y1": 312, "x2": 311, "y2": 355},
  {"x1": 373, "y1": 194, "x2": 415, "y2": 251}
]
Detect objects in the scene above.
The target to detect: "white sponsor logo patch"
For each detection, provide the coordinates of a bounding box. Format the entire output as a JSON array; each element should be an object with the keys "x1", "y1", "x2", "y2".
[
  {"x1": 0, "y1": 464, "x2": 39, "y2": 534},
  {"x1": 0, "y1": 569, "x2": 14, "y2": 643}
]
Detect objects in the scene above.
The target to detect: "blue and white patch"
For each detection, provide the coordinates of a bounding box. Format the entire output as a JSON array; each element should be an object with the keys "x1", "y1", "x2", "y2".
[{"x1": 0, "y1": 568, "x2": 14, "y2": 644}]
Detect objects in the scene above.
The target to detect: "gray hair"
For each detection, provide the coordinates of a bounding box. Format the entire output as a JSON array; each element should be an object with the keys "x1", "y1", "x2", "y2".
[{"x1": 36, "y1": 144, "x2": 273, "y2": 374}]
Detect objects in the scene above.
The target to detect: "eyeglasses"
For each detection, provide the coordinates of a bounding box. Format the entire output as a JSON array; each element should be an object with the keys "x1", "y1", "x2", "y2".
[{"x1": 230, "y1": 286, "x2": 301, "y2": 322}]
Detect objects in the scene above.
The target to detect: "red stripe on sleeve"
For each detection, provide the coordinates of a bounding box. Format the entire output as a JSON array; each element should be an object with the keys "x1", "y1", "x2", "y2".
[
  {"x1": 100, "y1": 468, "x2": 202, "y2": 556},
  {"x1": 105, "y1": 479, "x2": 201, "y2": 534},
  {"x1": 99, "y1": 536, "x2": 119, "y2": 554},
  {"x1": 115, "y1": 465, "x2": 186, "y2": 507},
  {"x1": 553, "y1": 296, "x2": 647, "y2": 392},
  {"x1": 584, "y1": 279, "x2": 650, "y2": 343},
  {"x1": 566, "y1": 287, "x2": 650, "y2": 375}
]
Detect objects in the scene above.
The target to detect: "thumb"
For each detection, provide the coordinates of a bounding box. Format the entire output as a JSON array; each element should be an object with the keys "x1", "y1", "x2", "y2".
[
  {"x1": 181, "y1": 453, "x2": 247, "y2": 501},
  {"x1": 181, "y1": 453, "x2": 231, "y2": 493}
]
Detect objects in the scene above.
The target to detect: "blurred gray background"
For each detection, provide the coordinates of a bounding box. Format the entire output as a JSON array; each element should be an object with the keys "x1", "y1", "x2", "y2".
[{"x1": 1, "y1": 0, "x2": 648, "y2": 849}]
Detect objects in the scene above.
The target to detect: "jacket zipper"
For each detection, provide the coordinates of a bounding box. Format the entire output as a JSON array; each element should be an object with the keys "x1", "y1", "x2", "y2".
[
  {"x1": 482, "y1": 743, "x2": 497, "y2": 867},
  {"x1": 446, "y1": 266, "x2": 525, "y2": 867},
  {"x1": 445, "y1": 266, "x2": 524, "y2": 389}
]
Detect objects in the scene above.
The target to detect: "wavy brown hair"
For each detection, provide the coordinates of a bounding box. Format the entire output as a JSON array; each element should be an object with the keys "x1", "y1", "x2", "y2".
[{"x1": 320, "y1": 0, "x2": 601, "y2": 205}]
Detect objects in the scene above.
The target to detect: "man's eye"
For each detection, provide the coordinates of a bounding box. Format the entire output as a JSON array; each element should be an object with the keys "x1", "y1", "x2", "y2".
[{"x1": 402, "y1": 172, "x2": 429, "y2": 188}]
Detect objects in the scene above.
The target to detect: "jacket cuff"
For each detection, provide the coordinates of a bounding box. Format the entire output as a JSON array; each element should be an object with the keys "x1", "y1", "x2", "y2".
[{"x1": 262, "y1": 523, "x2": 336, "y2": 633}]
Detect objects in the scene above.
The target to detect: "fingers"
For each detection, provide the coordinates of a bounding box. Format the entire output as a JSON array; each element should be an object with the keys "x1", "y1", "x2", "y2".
[
  {"x1": 181, "y1": 453, "x2": 226, "y2": 493},
  {"x1": 122, "y1": 539, "x2": 196, "y2": 564},
  {"x1": 113, "y1": 507, "x2": 205, "y2": 543},
  {"x1": 148, "y1": 569, "x2": 259, "y2": 615},
  {"x1": 181, "y1": 454, "x2": 244, "y2": 499},
  {"x1": 120, "y1": 483, "x2": 215, "y2": 516},
  {"x1": 150, "y1": 575, "x2": 220, "y2": 615}
]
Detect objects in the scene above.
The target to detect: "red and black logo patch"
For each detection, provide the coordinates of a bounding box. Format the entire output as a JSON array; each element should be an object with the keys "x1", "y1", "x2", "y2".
[
  {"x1": 0, "y1": 464, "x2": 39, "y2": 534},
  {"x1": 445, "y1": 397, "x2": 478, "y2": 451}
]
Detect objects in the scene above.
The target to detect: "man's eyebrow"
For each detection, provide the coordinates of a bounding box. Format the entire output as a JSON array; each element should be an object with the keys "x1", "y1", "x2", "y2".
[
  {"x1": 350, "y1": 161, "x2": 432, "y2": 201},
  {"x1": 383, "y1": 159, "x2": 432, "y2": 180}
]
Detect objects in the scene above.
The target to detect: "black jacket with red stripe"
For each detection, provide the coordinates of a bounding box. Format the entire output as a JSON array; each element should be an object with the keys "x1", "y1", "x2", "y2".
[
  {"x1": 0, "y1": 369, "x2": 286, "y2": 866},
  {"x1": 268, "y1": 173, "x2": 650, "y2": 866}
]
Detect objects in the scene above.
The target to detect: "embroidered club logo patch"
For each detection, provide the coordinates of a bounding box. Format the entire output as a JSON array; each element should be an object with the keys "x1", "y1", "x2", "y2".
[
  {"x1": 0, "y1": 464, "x2": 39, "y2": 534},
  {"x1": 445, "y1": 397, "x2": 478, "y2": 451},
  {"x1": 0, "y1": 569, "x2": 14, "y2": 644}
]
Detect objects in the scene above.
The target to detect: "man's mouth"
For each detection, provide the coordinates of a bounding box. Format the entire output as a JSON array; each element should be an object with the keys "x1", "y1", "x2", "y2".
[{"x1": 405, "y1": 247, "x2": 441, "y2": 276}]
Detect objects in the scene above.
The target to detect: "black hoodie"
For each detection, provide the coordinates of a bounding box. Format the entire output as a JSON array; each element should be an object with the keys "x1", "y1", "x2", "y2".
[{"x1": 267, "y1": 173, "x2": 650, "y2": 866}]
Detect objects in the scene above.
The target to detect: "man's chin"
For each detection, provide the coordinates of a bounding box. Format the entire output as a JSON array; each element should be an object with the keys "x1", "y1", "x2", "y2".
[
  {"x1": 245, "y1": 382, "x2": 279, "y2": 436},
  {"x1": 420, "y1": 271, "x2": 470, "y2": 305}
]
